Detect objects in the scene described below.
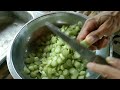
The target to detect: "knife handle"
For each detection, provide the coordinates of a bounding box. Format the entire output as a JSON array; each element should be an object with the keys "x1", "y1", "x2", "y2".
[{"x1": 92, "y1": 55, "x2": 109, "y2": 65}]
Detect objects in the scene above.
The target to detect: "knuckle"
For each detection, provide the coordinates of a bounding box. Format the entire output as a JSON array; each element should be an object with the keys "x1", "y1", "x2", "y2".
[
  {"x1": 113, "y1": 59, "x2": 120, "y2": 66},
  {"x1": 100, "y1": 65, "x2": 111, "y2": 78},
  {"x1": 86, "y1": 18, "x2": 95, "y2": 23},
  {"x1": 89, "y1": 63, "x2": 97, "y2": 70},
  {"x1": 101, "y1": 65, "x2": 110, "y2": 73},
  {"x1": 113, "y1": 60, "x2": 118, "y2": 65},
  {"x1": 103, "y1": 65, "x2": 109, "y2": 70}
]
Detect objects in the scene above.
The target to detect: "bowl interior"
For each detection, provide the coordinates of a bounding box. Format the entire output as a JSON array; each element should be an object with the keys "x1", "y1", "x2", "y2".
[{"x1": 9, "y1": 12, "x2": 109, "y2": 79}]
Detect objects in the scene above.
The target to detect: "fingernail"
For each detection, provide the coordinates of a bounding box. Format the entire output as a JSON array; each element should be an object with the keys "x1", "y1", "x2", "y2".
[
  {"x1": 106, "y1": 57, "x2": 114, "y2": 63},
  {"x1": 87, "y1": 62, "x2": 95, "y2": 68},
  {"x1": 85, "y1": 36, "x2": 97, "y2": 45}
]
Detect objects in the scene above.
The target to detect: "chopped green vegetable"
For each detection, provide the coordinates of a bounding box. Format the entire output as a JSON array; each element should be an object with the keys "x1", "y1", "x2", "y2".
[
  {"x1": 23, "y1": 66, "x2": 30, "y2": 74},
  {"x1": 74, "y1": 61, "x2": 81, "y2": 68},
  {"x1": 33, "y1": 65, "x2": 38, "y2": 70},
  {"x1": 25, "y1": 58, "x2": 34, "y2": 64},
  {"x1": 71, "y1": 74, "x2": 78, "y2": 79},
  {"x1": 51, "y1": 60, "x2": 57, "y2": 67},
  {"x1": 86, "y1": 72, "x2": 90, "y2": 78},
  {"x1": 78, "y1": 76, "x2": 84, "y2": 79},
  {"x1": 66, "y1": 59, "x2": 72, "y2": 67},
  {"x1": 34, "y1": 57, "x2": 39, "y2": 62},
  {"x1": 57, "y1": 58, "x2": 62, "y2": 64},
  {"x1": 23, "y1": 21, "x2": 89, "y2": 79},
  {"x1": 63, "y1": 69, "x2": 69, "y2": 76},
  {"x1": 80, "y1": 40, "x2": 90, "y2": 48},
  {"x1": 30, "y1": 70, "x2": 39, "y2": 78},
  {"x1": 42, "y1": 77, "x2": 48, "y2": 79},
  {"x1": 62, "y1": 49, "x2": 69, "y2": 57},
  {"x1": 69, "y1": 68, "x2": 78, "y2": 75},
  {"x1": 28, "y1": 65, "x2": 34, "y2": 71},
  {"x1": 80, "y1": 71, "x2": 86, "y2": 75},
  {"x1": 74, "y1": 51, "x2": 81, "y2": 59},
  {"x1": 59, "y1": 75, "x2": 65, "y2": 79}
]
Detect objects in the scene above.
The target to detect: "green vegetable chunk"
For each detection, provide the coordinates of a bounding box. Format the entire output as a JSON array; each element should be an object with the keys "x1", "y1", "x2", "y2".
[
  {"x1": 23, "y1": 21, "x2": 88, "y2": 79},
  {"x1": 80, "y1": 40, "x2": 90, "y2": 48}
]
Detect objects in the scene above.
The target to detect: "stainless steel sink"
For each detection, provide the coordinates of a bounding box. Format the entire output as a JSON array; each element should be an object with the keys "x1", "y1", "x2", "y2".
[{"x1": 0, "y1": 11, "x2": 44, "y2": 65}]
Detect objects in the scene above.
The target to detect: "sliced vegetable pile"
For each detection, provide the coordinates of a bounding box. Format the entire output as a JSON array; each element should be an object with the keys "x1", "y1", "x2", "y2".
[{"x1": 23, "y1": 21, "x2": 90, "y2": 79}]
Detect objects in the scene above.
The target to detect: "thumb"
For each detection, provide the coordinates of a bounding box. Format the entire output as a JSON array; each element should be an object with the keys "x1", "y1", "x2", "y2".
[{"x1": 77, "y1": 18, "x2": 98, "y2": 42}]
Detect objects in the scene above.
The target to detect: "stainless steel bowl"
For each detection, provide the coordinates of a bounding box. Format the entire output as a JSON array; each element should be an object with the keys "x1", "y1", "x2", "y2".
[{"x1": 7, "y1": 12, "x2": 110, "y2": 79}]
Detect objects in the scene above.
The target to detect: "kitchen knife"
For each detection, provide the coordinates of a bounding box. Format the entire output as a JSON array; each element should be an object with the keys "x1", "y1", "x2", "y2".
[{"x1": 45, "y1": 22, "x2": 108, "y2": 65}]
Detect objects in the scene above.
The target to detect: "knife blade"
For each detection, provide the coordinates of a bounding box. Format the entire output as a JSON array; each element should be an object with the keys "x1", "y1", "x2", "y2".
[{"x1": 45, "y1": 22, "x2": 108, "y2": 65}]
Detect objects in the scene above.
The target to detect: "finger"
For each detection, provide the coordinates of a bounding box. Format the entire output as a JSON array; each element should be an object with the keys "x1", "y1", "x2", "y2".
[
  {"x1": 87, "y1": 62, "x2": 120, "y2": 79},
  {"x1": 77, "y1": 18, "x2": 98, "y2": 42},
  {"x1": 93, "y1": 36, "x2": 109, "y2": 49},
  {"x1": 106, "y1": 57, "x2": 120, "y2": 70},
  {"x1": 85, "y1": 17, "x2": 113, "y2": 46},
  {"x1": 89, "y1": 45, "x2": 97, "y2": 50},
  {"x1": 89, "y1": 37, "x2": 109, "y2": 50},
  {"x1": 86, "y1": 38, "x2": 108, "y2": 50}
]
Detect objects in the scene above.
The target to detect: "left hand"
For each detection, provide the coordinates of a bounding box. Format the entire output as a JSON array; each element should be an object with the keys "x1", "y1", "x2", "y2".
[
  {"x1": 77, "y1": 11, "x2": 120, "y2": 50},
  {"x1": 87, "y1": 57, "x2": 120, "y2": 79}
]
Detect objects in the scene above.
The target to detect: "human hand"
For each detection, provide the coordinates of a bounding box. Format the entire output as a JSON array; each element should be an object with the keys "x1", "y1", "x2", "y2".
[
  {"x1": 87, "y1": 57, "x2": 120, "y2": 79},
  {"x1": 77, "y1": 11, "x2": 120, "y2": 50}
]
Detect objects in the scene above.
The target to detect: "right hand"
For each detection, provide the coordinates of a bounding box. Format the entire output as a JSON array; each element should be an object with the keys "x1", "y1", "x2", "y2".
[
  {"x1": 77, "y1": 11, "x2": 120, "y2": 50},
  {"x1": 87, "y1": 57, "x2": 120, "y2": 79}
]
